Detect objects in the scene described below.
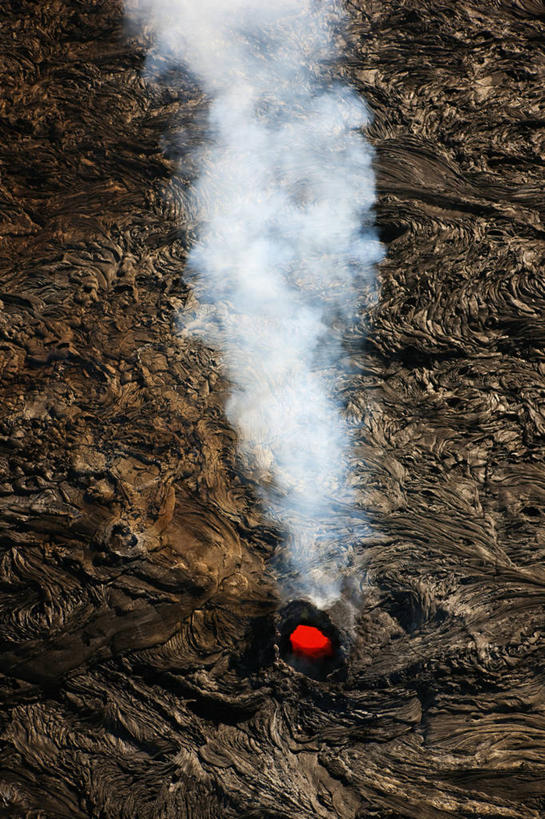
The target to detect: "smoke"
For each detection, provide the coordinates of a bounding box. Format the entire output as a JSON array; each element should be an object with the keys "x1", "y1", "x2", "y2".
[{"x1": 128, "y1": 0, "x2": 383, "y2": 607}]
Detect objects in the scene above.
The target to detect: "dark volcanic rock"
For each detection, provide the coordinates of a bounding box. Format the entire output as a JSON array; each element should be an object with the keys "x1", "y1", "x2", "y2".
[{"x1": 2, "y1": 0, "x2": 545, "y2": 816}]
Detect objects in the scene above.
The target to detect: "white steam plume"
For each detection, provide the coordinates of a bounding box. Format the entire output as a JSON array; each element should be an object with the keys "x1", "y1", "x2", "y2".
[{"x1": 129, "y1": 0, "x2": 384, "y2": 607}]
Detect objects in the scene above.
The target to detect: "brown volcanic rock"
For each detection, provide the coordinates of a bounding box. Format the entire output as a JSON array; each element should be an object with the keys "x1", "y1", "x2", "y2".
[{"x1": 2, "y1": 0, "x2": 545, "y2": 817}]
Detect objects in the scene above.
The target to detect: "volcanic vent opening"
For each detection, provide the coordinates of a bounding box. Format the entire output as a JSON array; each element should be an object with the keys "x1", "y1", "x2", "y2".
[{"x1": 278, "y1": 599, "x2": 346, "y2": 680}]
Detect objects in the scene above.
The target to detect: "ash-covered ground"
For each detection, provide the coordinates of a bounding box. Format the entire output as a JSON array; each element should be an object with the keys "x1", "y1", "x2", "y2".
[{"x1": 2, "y1": 1, "x2": 545, "y2": 816}]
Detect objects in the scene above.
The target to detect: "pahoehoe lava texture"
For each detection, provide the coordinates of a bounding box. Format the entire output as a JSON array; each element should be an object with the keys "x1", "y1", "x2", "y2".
[{"x1": 1, "y1": 0, "x2": 545, "y2": 816}]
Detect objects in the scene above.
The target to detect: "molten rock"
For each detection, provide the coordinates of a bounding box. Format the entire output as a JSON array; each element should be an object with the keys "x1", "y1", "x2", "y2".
[
  {"x1": 277, "y1": 598, "x2": 347, "y2": 680},
  {"x1": 289, "y1": 624, "x2": 334, "y2": 660}
]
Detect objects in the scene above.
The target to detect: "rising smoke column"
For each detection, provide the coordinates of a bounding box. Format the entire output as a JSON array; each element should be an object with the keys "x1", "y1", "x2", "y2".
[{"x1": 131, "y1": 0, "x2": 383, "y2": 606}]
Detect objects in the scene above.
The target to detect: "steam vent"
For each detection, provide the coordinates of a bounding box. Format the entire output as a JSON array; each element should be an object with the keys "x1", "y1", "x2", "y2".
[
  {"x1": 3, "y1": 0, "x2": 545, "y2": 818},
  {"x1": 278, "y1": 599, "x2": 346, "y2": 681}
]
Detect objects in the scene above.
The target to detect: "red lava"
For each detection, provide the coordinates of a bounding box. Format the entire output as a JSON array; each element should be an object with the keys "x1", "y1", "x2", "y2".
[{"x1": 289, "y1": 624, "x2": 333, "y2": 659}]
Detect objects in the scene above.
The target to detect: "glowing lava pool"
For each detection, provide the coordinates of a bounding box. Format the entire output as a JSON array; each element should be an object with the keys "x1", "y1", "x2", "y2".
[
  {"x1": 277, "y1": 599, "x2": 346, "y2": 680},
  {"x1": 289, "y1": 624, "x2": 333, "y2": 659}
]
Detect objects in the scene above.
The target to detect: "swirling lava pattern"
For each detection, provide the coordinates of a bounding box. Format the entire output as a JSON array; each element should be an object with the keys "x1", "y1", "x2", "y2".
[{"x1": 1, "y1": 1, "x2": 545, "y2": 817}]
